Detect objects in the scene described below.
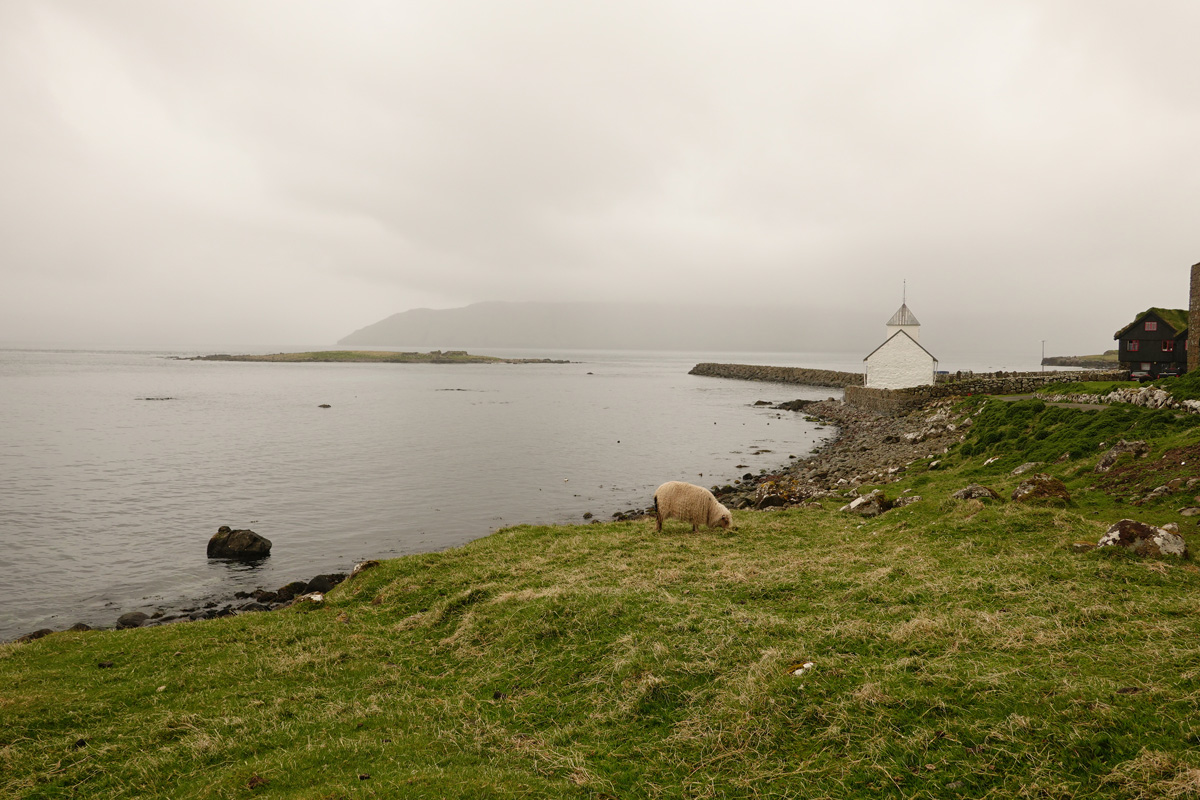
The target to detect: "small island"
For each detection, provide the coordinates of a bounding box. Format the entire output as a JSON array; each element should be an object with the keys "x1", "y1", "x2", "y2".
[{"x1": 184, "y1": 349, "x2": 570, "y2": 364}]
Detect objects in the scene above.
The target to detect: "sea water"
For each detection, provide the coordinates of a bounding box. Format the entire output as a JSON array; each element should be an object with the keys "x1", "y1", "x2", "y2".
[{"x1": 1, "y1": 346, "x2": 859, "y2": 639}]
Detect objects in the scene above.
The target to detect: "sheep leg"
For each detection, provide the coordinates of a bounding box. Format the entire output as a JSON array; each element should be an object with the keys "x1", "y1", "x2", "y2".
[
  {"x1": 655, "y1": 513, "x2": 663, "y2": 532},
  {"x1": 692, "y1": 523, "x2": 698, "y2": 532}
]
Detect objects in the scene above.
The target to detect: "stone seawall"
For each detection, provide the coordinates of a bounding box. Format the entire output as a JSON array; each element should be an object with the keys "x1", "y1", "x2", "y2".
[
  {"x1": 688, "y1": 363, "x2": 863, "y2": 389},
  {"x1": 846, "y1": 369, "x2": 1130, "y2": 415}
]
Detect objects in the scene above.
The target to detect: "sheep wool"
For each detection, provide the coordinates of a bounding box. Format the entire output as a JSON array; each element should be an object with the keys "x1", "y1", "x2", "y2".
[{"x1": 653, "y1": 481, "x2": 732, "y2": 532}]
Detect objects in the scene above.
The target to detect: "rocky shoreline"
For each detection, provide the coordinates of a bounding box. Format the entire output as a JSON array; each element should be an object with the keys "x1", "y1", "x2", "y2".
[
  {"x1": 608, "y1": 395, "x2": 969, "y2": 521},
  {"x1": 714, "y1": 397, "x2": 969, "y2": 508},
  {"x1": 9, "y1": 566, "x2": 379, "y2": 644}
]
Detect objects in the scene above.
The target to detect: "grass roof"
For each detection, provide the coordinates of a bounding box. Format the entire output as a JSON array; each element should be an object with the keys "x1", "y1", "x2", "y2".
[{"x1": 1114, "y1": 307, "x2": 1189, "y2": 338}]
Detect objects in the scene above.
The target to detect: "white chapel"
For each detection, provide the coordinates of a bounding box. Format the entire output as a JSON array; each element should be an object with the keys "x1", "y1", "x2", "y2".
[{"x1": 863, "y1": 301, "x2": 938, "y2": 389}]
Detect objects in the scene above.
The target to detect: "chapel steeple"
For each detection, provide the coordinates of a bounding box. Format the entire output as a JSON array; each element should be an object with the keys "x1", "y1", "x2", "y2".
[{"x1": 885, "y1": 282, "x2": 921, "y2": 342}]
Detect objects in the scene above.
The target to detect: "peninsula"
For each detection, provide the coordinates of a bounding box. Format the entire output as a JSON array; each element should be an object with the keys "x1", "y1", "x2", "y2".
[
  {"x1": 186, "y1": 349, "x2": 570, "y2": 364},
  {"x1": 1041, "y1": 350, "x2": 1119, "y2": 368}
]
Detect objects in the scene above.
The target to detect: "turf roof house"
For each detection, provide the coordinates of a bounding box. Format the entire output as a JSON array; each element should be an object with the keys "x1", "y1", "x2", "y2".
[
  {"x1": 1114, "y1": 308, "x2": 1188, "y2": 378},
  {"x1": 863, "y1": 303, "x2": 938, "y2": 389}
]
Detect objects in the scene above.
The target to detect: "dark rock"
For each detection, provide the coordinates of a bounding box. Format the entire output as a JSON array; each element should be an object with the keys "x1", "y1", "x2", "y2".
[
  {"x1": 304, "y1": 573, "x2": 346, "y2": 594},
  {"x1": 1011, "y1": 474, "x2": 1071, "y2": 505},
  {"x1": 753, "y1": 400, "x2": 772, "y2": 406},
  {"x1": 252, "y1": 589, "x2": 280, "y2": 604},
  {"x1": 98, "y1": 661, "x2": 114, "y2": 668},
  {"x1": 237, "y1": 602, "x2": 271, "y2": 613},
  {"x1": 207, "y1": 526, "x2": 272, "y2": 559},
  {"x1": 234, "y1": 591, "x2": 253, "y2": 599},
  {"x1": 582, "y1": 512, "x2": 593, "y2": 519},
  {"x1": 756, "y1": 494, "x2": 788, "y2": 509},
  {"x1": 951, "y1": 484, "x2": 1002, "y2": 501},
  {"x1": 318, "y1": 404, "x2": 332, "y2": 408},
  {"x1": 15, "y1": 628, "x2": 55, "y2": 643},
  {"x1": 1098, "y1": 519, "x2": 1188, "y2": 557},
  {"x1": 116, "y1": 612, "x2": 149, "y2": 629},
  {"x1": 774, "y1": 399, "x2": 815, "y2": 411},
  {"x1": 68, "y1": 622, "x2": 92, "y2": 632},
  {"x1": 275, "y1": 581, "x2": 309, "y2": 603}
]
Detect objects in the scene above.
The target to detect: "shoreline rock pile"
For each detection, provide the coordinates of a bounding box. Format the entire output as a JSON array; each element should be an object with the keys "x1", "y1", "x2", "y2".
[
  {"x1": 710, "y1": 398, "x2": 971, "y2": 510},
  {"x1": 6, "y1": 564, "x2": 387, "y2": 643}
]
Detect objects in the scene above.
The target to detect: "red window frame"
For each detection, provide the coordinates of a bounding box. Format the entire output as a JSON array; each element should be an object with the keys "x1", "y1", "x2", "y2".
[
  {"x1": 1162, "y1": 340, "x2": 1175, "y2": 352},
  {"x1": 1145, "y1": 321, "x2": 1158, "y2": 331},
  {"x1": 1128, "y1": 339, "x2": 1140, "y2": 352}
]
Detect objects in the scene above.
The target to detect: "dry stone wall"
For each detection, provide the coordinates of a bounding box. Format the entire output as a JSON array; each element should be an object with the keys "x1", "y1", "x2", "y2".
[
  {"x1": 688, "y1": 362, "x2": 863, "y2": 388},
  {"x1": 846, "y1": 369, "x2": 1130, "y2": 415}
]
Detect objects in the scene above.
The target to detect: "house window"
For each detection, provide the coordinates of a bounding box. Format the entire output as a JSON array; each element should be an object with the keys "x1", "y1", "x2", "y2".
[
  {"x1": 1163, "y1": 340, "x2": 1175, "y2": 352},
  {"x1": 1145, "y1": 321, "x2": 1158, "y2": 331},
  {"x1": 1141, "y1": 363, "x2": 1152, "y2": 371},
  {"x1": 1128, "y1": 340, "x2": 1140, "y2": 352}
]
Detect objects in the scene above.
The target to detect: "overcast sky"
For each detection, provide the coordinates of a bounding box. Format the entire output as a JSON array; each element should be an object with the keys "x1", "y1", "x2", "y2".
[{"x1": 2, "y1": 1, "x2": 1198, "y2": 352}]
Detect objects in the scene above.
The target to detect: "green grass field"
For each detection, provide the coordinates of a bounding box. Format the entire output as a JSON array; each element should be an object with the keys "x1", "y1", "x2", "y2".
[{"x1": 4, "y1": 399, "x2": 1200, "y2": 799}]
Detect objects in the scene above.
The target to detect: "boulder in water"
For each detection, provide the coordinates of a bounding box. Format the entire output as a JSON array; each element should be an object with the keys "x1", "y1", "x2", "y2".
[{"x1": 207, "y1": 526, "x2": 272, "y2": 559}]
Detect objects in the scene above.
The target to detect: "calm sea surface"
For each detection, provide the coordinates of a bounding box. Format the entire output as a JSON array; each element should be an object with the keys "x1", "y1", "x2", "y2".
[{"x1": 1, "y1": 346, "x2": 869, "y2": 639}]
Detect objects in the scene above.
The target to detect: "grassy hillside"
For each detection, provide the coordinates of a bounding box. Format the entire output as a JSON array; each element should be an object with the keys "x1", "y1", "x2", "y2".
[{"x1": 4, "y1": 399, "x2": 1200, "y2": 799}]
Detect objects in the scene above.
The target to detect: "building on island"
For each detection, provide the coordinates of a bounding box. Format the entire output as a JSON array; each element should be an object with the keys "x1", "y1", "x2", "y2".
[
  {"x1": 1114, "y1": 308, "x2": 1188, "y2": 378},
  {"x1": 863, "y1": 302, "x2": 938, "y2": 389}
]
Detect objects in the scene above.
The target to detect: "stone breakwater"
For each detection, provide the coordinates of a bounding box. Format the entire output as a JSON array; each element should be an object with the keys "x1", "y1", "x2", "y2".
[{"x1": 689, "y1": 363, "x2": 862, "y2": 389}]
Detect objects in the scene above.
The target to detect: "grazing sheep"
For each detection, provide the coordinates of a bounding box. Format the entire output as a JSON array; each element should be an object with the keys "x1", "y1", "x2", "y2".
[{"x1": 653, "y1": 481, "x2": 732, "y2": 532}]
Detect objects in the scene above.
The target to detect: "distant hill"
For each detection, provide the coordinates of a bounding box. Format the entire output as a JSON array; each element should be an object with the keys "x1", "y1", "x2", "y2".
[{"x1": 338, "y1": 301, "x2": 879, "y2": 352}]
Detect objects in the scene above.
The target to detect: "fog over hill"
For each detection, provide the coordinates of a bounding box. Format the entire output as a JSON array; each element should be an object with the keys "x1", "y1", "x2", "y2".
[
  {"x1": 337, "y1": 302, "x2": 1059, "y2": 367},
  {"x1": 337, "y1": 302, "x2": 858, "y2": 351}
]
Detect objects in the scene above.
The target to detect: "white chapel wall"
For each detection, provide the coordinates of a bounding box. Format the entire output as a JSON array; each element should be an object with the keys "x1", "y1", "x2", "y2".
[{"x1": 865, "y1": 334, "x2": 935, "y2": 389}]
